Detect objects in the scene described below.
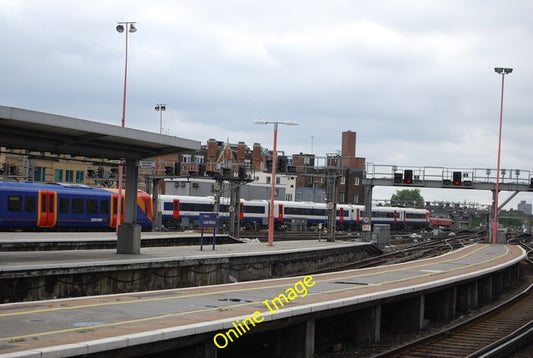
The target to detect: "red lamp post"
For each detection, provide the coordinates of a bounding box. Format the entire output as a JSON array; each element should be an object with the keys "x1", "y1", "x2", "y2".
[
  {"x1": 254, "y1": 120, "x2": 299, "y2": 246},
  {"x1": 492, "y1": 67, "x2": 512, "y2": 244}
]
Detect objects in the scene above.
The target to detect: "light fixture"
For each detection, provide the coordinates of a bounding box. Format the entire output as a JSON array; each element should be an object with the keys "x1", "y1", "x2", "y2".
[{"x1": 254, "y1": 119, "x2": 299, "y2": 246}]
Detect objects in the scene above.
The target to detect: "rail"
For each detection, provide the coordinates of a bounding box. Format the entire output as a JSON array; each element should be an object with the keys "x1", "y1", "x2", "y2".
[{"x1": 372, "y1": 245, "x2": 533, "y2": 358}]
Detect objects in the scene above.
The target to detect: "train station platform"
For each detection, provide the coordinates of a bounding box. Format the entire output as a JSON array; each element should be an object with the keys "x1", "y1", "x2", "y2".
[
  {"x1": 0, "y1": 233, "x2": 380, "y2": 303},
  {"x1": 0, "y1": 243, "x2": 525, "y2": 357}
]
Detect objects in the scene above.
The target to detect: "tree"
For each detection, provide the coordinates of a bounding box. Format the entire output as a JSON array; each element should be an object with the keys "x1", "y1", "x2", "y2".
[{"x1": 390, "y1": 189, "x2": 424, "y2": 207}]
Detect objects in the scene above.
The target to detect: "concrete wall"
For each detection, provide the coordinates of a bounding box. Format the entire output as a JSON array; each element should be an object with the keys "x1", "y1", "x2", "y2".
[{"x1": 1, "y1": 244, "x2": 379, "y2": 303}]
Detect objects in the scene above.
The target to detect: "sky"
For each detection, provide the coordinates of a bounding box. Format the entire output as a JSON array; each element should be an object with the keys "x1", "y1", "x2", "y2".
[{"x1": 1, "y1": 0, "x2": 532, "y2": 208}]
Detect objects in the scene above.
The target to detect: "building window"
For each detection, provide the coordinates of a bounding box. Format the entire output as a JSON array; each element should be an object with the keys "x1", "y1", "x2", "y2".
[
  {"x1": 34, "y1": 167, "x2": 46, "y2": 182},
  {"x1": 354, "y1": 177, "x2": 360, "y2": 186},
  {"x1": 182, "y1": 155, "x2": 191, "y2": 163},
  {"x1": 54, "y1": 169, "x2": 63, "y2": 182},
  {"x1": 65, "y1": 170, "x2": 74, "y2": 183},
  {"x1": 276, "y1": 177, "x2": 281, "y2": 184},
  {"x1": 353, "y1": 194, "x2": 359, "y2": 203},
  {"x1": 340, "y1": 176, "x2": 346, "y2": 185},
  {"x1": 266, "y1": 176, "x2": 271, "y2": 184},
  {"x1": 76, "y1": 171, "x2": 84, "y2": 183}
]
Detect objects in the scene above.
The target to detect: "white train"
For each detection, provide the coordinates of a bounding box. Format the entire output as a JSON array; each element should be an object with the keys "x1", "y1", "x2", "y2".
[{"x1": 157, "y1": 195, "x2": 430, "y2": 231}]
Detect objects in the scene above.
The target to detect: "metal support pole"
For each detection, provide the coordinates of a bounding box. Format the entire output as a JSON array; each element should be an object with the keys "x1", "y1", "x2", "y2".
[
  {"x1": 492, "y1": 67, "x2": 512, "y2": 244},
  {"x1": 267, "y1": 123, "x2": 278, "y2": 246}
]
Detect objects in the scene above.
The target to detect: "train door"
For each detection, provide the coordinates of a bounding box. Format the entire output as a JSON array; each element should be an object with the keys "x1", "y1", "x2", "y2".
[
  {"x1": 239, "y1": 202, "x2": 244, "y2": 221},
  {"x1": 110, "y1": 195, "x2": 125, "y2": 228},
  {"x1": 393, "y1": 209, "x2": 398, "y2": 227},
  {"x1": 37, "y1": 190, "x2": 57, "y2": 227},
  {"x1": 339, "y1": 207, "x2": 344, "y2": 224},
  {"x1": 172, "y1": 199, "x2": 180, "y2": 219},
  {"x1": 277, "y1": 203, "x2": 284, "y2": 223}
]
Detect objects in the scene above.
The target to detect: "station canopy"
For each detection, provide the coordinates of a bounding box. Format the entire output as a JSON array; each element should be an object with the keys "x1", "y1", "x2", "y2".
[{"x1": 0, "y1": 106, "x2": 201, "y2": 160}]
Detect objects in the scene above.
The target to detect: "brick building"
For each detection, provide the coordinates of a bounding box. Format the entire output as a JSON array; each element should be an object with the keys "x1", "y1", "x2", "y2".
[{"x1": 1, "y1": 130, "x2": 366, "y2": 204}]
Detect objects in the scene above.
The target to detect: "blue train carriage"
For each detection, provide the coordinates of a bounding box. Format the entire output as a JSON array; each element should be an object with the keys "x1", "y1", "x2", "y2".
[
  {"x1": 101, "y1": 188, "x2": 153, "y2": 231},
  {"x1": 0, "y1": 182, "x2": 153, "y2": 231}
]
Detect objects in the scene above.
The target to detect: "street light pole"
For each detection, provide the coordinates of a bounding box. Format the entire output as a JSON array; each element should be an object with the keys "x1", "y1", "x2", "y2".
[
  {"x1": 155, "y1": 104, "x2": 166, "y2": 174},
  {"x1": 115, "y1": 21, "x2": 137, "y2": 233},
  {"x1": 117, "y1": 22, "x2": 137, "y2": 127},
  {"x1": 492, "y1": 67, "x2": 512, "y2": 244},
  {"x1": 254, "y1": 120, "x2": 299, "y2": 246}
]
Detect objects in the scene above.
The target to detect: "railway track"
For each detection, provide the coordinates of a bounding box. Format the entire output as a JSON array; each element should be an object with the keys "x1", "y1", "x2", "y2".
[
  {"x1": 305, "y1": 233, "x2": 478, "y2": 274},
  {"x1": 369, "y1": 241, "x2": 533, "y2": 358}
]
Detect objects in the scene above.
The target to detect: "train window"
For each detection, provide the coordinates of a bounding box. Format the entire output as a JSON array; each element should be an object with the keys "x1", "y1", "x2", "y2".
[
  {"x1": 285, "y1": 207, "x2": 326, "y2": 216},
  {"x1": 243, "y1": 205, "x2": 265, "y2": 214},
  {"x1": 86, "y1": 199, "x2": 98, "y2": 214},
  {"x1": 164, "y1": 202, "x2": 173, "y2": 211},
  {"x1": 7, "y1": 196, "x2": 22, "y2": 211},
  {"x1": 60, "y1": 198, "x2": 70, "y2": 213},
  {"x1": 72, "y1": 199, "x2": 84, "y2": 214},
  {"x1": 24, "y1": 196, "x2": 36, "y2": 212},
  {"x1": 100, "y1": 200, "x2": 109, "y2": 214}
]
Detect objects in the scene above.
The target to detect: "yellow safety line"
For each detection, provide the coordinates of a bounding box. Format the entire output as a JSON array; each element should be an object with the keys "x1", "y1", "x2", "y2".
[
  {"x1": 318, "y1": 245, "x2": 510, "y2": 295},
  {"x1": 0, "y1": 244, "x2": 502, "y2": 318},
  {"x1": 0, "y1": 244, "x2": 513, "y2": 342},
  {"x1": 1, "y1": 301, "x2": 256, "y2": 342}
]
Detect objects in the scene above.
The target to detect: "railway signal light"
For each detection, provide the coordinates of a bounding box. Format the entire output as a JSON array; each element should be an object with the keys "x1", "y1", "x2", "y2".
[
  {"x1": 238, "y1": 165, "x2": 246, "y2": 180},
  {"x1": 403, "y1": 170, "x2": 413, "y2": 184},
  {"x1": 453, "y1": 171, "x2": 462, "y2": 186},
  {"x1": 394, "y1": 172, "x2": 403, "y2": 183}
]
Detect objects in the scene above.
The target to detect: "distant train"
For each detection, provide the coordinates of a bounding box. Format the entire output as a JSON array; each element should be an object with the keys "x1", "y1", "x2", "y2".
[
  {"x1": 158, "y1": 195, "x2": 434, "y2": 231},
  {"x1": 0, "y1": 181, "x2": 153, "y2": 230},
  {"x1": 0, "y1": 181, "x2": 449, "y2": 232},
  {"x1": 429, "y1": 216, "x2": 453, "y2": 228}
]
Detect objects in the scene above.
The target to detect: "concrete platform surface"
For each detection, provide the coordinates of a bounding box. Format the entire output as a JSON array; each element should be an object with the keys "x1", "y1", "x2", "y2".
[
  {"x1": 0, "y1": 233, "x2": 365, "y2": 271},
  {"x1": 0, "y1": 243, "x2": 525, "y2": 357}
]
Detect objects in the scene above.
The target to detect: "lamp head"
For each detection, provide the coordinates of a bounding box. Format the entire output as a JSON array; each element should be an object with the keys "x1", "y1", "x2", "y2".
[
  {"x1": 129, "y1": 23, "x2": 137, "y2": 33},
  {"x1": 284, "y1": 121, "x2": 299, "y2": 126},
  {"x1": 116, "y1": 24, "x2": 124, "y2": 33},
  {"x1": 494, "y1": 67, "x2": 513, "y2": 75},
  {"x1": 254, "y1": 119, "x2": 268, "y2": 125}
]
